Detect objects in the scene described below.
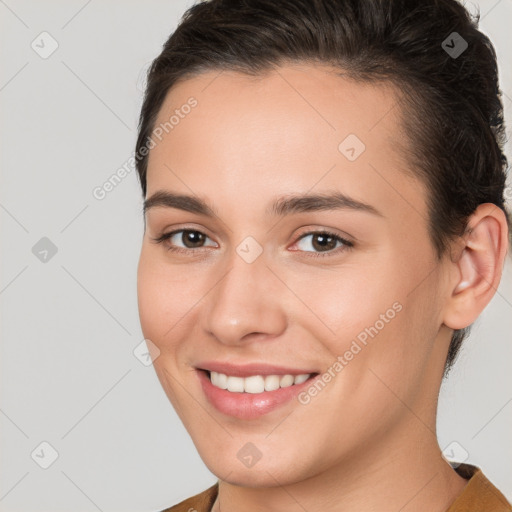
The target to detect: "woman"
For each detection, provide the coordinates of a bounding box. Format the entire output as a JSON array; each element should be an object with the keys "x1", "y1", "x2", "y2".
[{"x1": 135, "y1": 0, "x2": 511, "y2": 510}]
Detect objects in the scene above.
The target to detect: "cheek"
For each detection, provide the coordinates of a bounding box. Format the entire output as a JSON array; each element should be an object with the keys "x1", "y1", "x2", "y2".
[
  {"x1": 136, "y1": 248, "x2": 217, "y2": 357},
  {"x1": 294, "y1": 260, "x2": 437, "y2": 396},
  {"x1": 339, "y1": 285, "x2": 443, "y2": 414},
  {"x1": 286, "y1": 263, "x2": 401, "y2": 344},
  {"x1": 136, "y1": 249, "x2": 186, "y2": 345}
]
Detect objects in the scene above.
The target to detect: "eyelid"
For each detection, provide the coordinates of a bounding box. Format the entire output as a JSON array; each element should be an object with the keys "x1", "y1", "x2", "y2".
[
  {"x1": 150, "y1": 226, "x2": 218, "y2": 247},
  {"x1": 293, "y1": 225, "x2": 354, "y2": 245},
  {"x1": 150, "y1": 223, "x2": 218, "y2": 243}
]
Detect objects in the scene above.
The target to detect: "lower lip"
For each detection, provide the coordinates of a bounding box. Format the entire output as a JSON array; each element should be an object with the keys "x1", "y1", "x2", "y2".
[{"x1": 197, "y1": 369, "x2": 318, "y2": 420}]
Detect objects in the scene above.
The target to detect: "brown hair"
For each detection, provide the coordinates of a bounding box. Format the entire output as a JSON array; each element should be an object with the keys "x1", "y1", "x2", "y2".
[{"x1": 135, "y1": 0, "x2": 509, "y2": 375}]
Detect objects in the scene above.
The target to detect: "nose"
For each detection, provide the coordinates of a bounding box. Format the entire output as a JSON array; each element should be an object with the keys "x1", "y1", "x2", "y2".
[{"x1": 201, "y1": 250, "x2": 288, "y2": 346}]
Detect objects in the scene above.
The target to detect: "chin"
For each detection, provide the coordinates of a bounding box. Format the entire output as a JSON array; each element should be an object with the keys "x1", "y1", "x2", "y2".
[
  {"x1": 198, "y1": 446, "x2": 313, "y2": 488},
  {"x1": 209, "y1": 465, "x2": 299, "y2": 488}
]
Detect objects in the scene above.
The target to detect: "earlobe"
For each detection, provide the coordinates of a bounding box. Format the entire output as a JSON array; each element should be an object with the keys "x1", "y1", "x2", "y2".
[{"x1": 443, "y1": 204, "x2": 509, "y2": 330}]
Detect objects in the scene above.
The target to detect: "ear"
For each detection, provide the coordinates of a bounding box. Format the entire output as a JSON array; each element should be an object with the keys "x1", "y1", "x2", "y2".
[{"x1": 443, "y1": 203, "x2": 509, "y2": 330}]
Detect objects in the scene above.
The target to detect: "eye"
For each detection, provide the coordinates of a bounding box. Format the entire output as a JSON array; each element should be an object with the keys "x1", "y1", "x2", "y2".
[
  {"x1": 150, "y1": 229, "x2": 217, "y2": 254},
  {"x1": 151, "y1": 228, "x2": 353, "y2": 258},
  {"x1": 291, "y1": 230, "x2": 353, "y2": 258}
]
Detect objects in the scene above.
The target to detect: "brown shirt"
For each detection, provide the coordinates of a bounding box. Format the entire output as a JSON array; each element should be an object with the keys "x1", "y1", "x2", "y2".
[{"x1": 160, "y1": 463, "x2": 512, "y2": 512}]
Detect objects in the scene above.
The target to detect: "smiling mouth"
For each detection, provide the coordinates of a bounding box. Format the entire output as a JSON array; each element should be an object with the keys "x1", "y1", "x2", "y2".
[{"x1": 202, "y1": 369, "x2": 319, "y2": 393}]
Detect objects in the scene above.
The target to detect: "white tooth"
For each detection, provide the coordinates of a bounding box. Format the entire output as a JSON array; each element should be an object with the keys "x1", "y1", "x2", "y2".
[
  {"x1": 216, "y1": 372, "x2": 228, "y2": 389},
  {"x1": 294, "y1": 373, "x2": 310, "y2": 385},
  {"x1": 280, "y1": 374, "x2": 294, "y2": 388},
  {"x1": 226, "y1": 375, "x2": 245, "y2": 392},
  {"x1": 211, "y1": 372, "x2": 312, "y2": 392},
  {"x1": 244, "y1": 375, "x2": 265, "y2": 393},
  {"x1": 264, "y1": 375, "x2": 281, "y2": 391}
]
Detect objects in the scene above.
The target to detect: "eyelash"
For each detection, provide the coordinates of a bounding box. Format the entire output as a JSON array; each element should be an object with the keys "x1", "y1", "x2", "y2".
[{"x1": 150, "y1": 228, "x2": 354, "y2": 259}]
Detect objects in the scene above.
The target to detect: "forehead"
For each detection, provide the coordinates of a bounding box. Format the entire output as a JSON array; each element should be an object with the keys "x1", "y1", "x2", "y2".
[
  {"x1": 145, "y1": 62, "x2": 425, "y2": 225},
  {"x1": 151, "y1": 62, "x2": 406, "y2": 156}
]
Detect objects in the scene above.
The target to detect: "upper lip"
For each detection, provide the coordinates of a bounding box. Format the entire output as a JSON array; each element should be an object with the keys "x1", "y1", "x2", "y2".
[{"x1": 196, "y1": 361, "x2": 318, "y2": 377}]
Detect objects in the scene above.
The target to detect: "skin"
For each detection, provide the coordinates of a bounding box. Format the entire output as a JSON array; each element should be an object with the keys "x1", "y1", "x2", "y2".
[{"x1": 136, "y1": 62, "x2": 509, "y2": 511}]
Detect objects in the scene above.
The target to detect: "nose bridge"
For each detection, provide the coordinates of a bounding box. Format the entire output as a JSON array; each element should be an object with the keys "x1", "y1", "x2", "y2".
[{"x1": 202, "y1": 245, "x2": 287, "y2": 345}]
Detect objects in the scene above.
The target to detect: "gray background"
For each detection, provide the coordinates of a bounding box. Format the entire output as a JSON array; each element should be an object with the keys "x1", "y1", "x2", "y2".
[{"x1": 0, "y1": 1, "x2": 511, "y2": 511}]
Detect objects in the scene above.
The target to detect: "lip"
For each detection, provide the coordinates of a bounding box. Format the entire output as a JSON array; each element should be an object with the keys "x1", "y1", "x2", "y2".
[
  {"x1": 195, "y1": 361, "x2": 318, "y2": 377},
  {"x1": 196, "y1": 368, "x2": 320, "y2": 420}
]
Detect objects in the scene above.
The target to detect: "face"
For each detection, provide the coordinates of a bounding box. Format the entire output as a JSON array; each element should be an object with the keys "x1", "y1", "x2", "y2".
[{"x1": 137, "y1": 62, "x2": 453, "y2": 487}]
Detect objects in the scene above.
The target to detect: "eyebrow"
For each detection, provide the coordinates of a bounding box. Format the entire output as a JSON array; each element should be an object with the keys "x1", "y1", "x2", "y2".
[{"x1": 143, "y1": 190, "x2": 383, "y2": 218}]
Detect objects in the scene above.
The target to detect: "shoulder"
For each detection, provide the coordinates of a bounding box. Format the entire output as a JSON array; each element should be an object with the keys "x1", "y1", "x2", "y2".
[
  {"x1": 446, "y1": 463, "x2": 512, "y2": 512},
  {"x1": 158, "y1": 482, "x2": 219, "y2": 512}
]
